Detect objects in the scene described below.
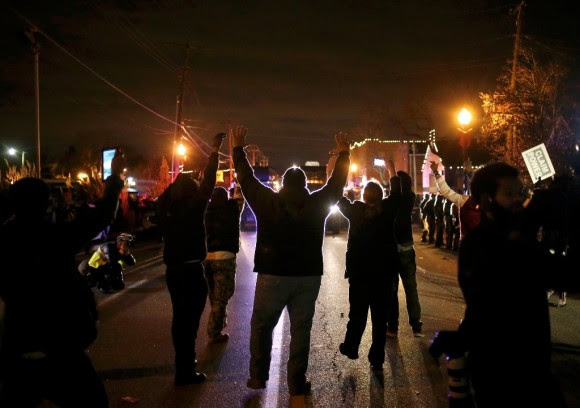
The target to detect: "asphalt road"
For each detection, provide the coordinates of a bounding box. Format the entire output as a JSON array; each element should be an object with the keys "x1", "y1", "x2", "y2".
[{"x1": 86, "y1": 230, "x2": 579, "y2": 408}]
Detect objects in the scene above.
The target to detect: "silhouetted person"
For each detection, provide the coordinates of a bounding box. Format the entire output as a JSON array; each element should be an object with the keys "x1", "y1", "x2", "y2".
[
  {"x1": 523, "y1": 174, "x2": 579, "y2": 307},
  {"x1": 450, "y1": 203, "x2": 460, "y2": 251},
  {"x1": 232, "y1": 126, "x2": 350, "y2": 396},
  {"x1": 337, "y1": 180, "x2": 399, "y2": 371},
  {"x1": 434, "y1": 194, "x2": 445, "y2": 247},
  {"x1": 458, "y1": 163, "x2": 562, "y2": 406},
  {"x1": 419, "y1": 193, "x2": 430, "y2": 242},
  {"x1": 443, "y1": 197, "x2": 453, "y2": 249},
  {"x1": 386, "y1": 170, "x2": 424, "y2": 338},
  {"x1": 204, "y1": 186, "x2": 243, "y2": 344},
  {"x1": 155, "y1": 133, "x2": 224, "y2": 386},
  {"x1": 0, "y1": 151, "x2": 125, "y2": 408},
  {"x1": 423, "y1": 193, "x2": 436, "y2": 244}
]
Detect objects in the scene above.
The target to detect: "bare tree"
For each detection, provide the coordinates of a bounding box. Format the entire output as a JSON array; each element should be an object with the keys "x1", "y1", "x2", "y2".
[{"x1": 479, "y1": 44, "x2": 575, "y2": 175}]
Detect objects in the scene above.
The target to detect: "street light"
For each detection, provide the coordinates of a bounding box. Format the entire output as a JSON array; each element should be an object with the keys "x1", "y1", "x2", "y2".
[
  {"x1": 175, "y1": 143, "x2": 187, "y2": 176},
  {"x1": 457, "y1": 108, "x2": 472, "y2": 127},
  {"x1": 7, "y1": 147, "x2": 25, "y2": 168},
  {"x1": 457, "y1": 108, "x2": 473, "y2": 193}
]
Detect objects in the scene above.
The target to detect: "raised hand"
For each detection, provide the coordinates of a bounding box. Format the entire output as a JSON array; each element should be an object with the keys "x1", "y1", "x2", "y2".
[
  {"x1": 212, "y1": 132, "x2": 227, "y2": 151},
  {"x1": 111, "y1": 148, "x2": 126, "y2": 177},
  {"x1": 429, "y1": 160, "x2": 439, "y2": 176},
  {"x1": 329, "y1": 132, "x2": 350, "y2": 155},
  {"x1": 231, "y1": 125, "x2": 248, "y2": 148}
]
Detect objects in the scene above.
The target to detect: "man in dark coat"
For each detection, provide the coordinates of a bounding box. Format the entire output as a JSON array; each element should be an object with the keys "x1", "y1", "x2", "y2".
[
  {"x1": 0, "y1": 151, "x2": 125, "y2": 408},
  {"x1": 156, "y1": 133, "x2": 225, "y2": 386},
  {"x1": 232, "y1": 125, "x2": 350, "y2": 396},
  {"x1": 337, "y1": 180, "x2": 399, "y2": 371}
]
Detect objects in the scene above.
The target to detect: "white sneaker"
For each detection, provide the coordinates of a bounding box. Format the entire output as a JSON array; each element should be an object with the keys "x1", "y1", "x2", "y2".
[{"x1": 557, "y1": 298, "x2": 567, "y2": 308}]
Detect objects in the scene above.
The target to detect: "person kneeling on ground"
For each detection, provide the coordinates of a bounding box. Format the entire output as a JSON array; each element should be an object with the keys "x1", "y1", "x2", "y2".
[{"x1": 84, "y1": 233, "x2": 136, "y2": 293}]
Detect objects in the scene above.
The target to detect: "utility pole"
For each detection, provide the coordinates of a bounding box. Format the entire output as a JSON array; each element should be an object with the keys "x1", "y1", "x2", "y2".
[
  {"x1": 228, "y1": 129, "x2": 234, "y2": 188},
  {"x1": 171, "y1": 44, "x2": 193, "y2": 181},
  {"x1": 411, "y1": 142, "x2": 417, "y2": 194},
  {"x1": 506, "y1": 1, "x2": 524, "y2": 164},
  {"x1": 25, "y1": 28, "x2": 41, "y2": 177}
]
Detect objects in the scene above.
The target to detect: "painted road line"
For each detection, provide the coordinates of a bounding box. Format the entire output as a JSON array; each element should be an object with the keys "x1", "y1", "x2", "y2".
[{"x1": 265, "y1": 310, "x2": 286, "y2": 408}]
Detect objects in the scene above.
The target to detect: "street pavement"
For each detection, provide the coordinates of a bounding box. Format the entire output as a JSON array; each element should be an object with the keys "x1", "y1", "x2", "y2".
[{"x1": 85, "y1": 230, "x2": 579, "y2": 408}]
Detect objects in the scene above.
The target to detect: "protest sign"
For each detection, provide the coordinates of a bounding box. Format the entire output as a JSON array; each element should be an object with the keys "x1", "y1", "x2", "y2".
[{"x1": 522, "y1": 143, "x2": 555, "y2": 182}]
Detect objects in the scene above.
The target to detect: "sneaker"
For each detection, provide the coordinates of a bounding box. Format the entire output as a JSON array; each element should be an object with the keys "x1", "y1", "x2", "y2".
[
  {"x1": 174, "y1": 372, "x2": 207, "y2": 386},
  {"x1": 289, "y1": 380, "x2": 311, "y2": 396},
  {"x1": 247, "y1": 378, "x2": 267, "y2": 390},
  {"x1": 547, "y1": 290, "x2": 555, "y2": 301},
  {"x1": 386, "y1": 329, "x2": 398, "y2": 338},
  {"x1": 557, "y1": 298, "x2": 567, "y2": 308},
  {"x1": 339, "y1": 343, "x2": 359, "y2": 359},
  {"x1": 208, "y1": 333, "x2": 229, "y2": 344},
  {"x1": 413, "y1": 329, "x2": 426, "y2": 338}
]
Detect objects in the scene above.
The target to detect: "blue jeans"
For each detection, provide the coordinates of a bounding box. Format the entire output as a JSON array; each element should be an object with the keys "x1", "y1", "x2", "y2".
[
  {"x1": 249, "y1": 274, "x2": 321, "y2": 394},
  {"x1": 387, "y1": 248, "x2": 422, "y2": 330}
]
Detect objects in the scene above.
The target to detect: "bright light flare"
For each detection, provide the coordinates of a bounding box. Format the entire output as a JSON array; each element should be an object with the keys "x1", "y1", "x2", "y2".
[
  {"x1": 350, "y1": 163, "x2": 358, "y2": 172},
  {"x1": 330, "y1": 205, "x2": 339, "y2": 213},
  {"x1": 458, "y1": 108, "x2": 472, "y2": 126},
  {"x1": 77, "y1": 172, "x2": 89, "y2": 181},
  {"x1": 177, "y1": 143, "x2": 186, "y2": 156}
]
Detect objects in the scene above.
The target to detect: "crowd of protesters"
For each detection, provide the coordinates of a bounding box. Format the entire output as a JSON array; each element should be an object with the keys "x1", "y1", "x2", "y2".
[{"x1": 0, "y1": 129, "x2": 578, "y2": 407}]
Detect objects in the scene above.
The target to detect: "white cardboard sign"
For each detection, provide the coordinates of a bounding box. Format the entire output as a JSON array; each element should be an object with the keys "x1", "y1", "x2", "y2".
[{"x1": 521, "y1": 143, "x2": 556, "y2": 182}]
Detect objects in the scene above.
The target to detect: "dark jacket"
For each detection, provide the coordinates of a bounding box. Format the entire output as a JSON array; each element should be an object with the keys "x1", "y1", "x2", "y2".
[
  {"x1": 205, "y1": 199, "x2": 242, "y2": 254},
  {"x1": 233, "y1": 147, "x2": 349, "y2": 276},
  {"x1": 156, "y1": 152, "x2": 218, "y2": 266},
  {"x1": 419, "y1": 195, "x2": 430, "y2": 220},
  {"x1": 391, "y1": 191, "x2": 415, "y2": 246},
  {"x1": 458, "y1": 196, "x2": 480, "y2": 238},
  {"x1": 0, "y1": 175, "x2": 123, "y2": 355},
  {"x1": 338, "y1": 195, "x2": 400, "y2": 280},
  {"x1": 458, "y1": 217, "x2": 551, "y2": 388}
]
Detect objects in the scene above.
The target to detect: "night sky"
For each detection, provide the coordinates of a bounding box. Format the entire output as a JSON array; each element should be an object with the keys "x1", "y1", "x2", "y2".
[{"x1": 1, "y1": 0, "x2": 578, "y2": 171}]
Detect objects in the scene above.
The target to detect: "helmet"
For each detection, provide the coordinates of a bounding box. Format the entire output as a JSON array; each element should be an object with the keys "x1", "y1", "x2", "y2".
[{"x1": 116, "y1": 233, "x2": 135, "y2": 247}]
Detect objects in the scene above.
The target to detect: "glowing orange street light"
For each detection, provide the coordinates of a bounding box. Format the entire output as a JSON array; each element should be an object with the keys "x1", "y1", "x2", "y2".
[{"x1": 457, "y1": 108, "x2": 472, "y2": 127}]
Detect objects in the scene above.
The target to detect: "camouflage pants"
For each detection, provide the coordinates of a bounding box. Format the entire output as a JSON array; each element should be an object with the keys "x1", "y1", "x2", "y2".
[{"x1": 204, "y1": 257, "x2": 237, "y2": 338}]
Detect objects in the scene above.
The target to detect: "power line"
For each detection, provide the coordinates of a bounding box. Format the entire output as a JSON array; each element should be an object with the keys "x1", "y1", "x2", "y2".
[{"x1": 8, "y1": 7, "x2": 215, "y2": 156}]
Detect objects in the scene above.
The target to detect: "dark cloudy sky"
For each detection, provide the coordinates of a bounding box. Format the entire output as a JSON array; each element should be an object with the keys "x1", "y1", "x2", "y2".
[{"x1": 1, "y1": 0, "x2": 577, "y2": 170}]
